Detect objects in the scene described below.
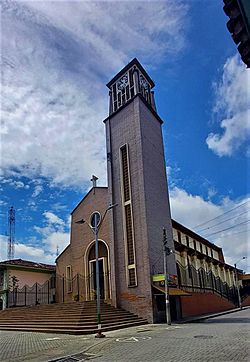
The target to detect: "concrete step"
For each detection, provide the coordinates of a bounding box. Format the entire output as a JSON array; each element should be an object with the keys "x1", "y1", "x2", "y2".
[
  {"x1": 0, "y1": 309, "x2": 131, "y2": 321},
  {"x1": 0, "y1": 301, "x2": 148, "y2": 334},
  {"x1": 0, "y1": 316, "x2": 131, "y2": 322},
  {"x1": 0, "y1": 319, "x2": 148, "y2": 334},
  {"x1": 0, "y1": 317, "x2": 146, "y2": 327}
]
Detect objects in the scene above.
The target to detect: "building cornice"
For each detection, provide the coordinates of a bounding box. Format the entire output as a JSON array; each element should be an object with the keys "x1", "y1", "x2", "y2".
[
  {"x1": 172, "y1": 219, "x2": 222, "y2": 252},
  {"x1": 103, "y1": 93, "x2": 164, "y2": 125}
]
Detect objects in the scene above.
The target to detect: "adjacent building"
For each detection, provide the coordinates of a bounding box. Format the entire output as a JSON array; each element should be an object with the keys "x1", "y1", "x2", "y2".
[{"x1": 0, "y1": 259, "x2": 56, "y2": 310}]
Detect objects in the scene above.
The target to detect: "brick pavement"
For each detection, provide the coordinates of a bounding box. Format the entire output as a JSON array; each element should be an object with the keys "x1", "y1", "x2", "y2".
[
  {"x1": 0, "y1": 309, "x2": 249, "y2": 362},
  {"x1": 89, "y1": 309, "x2": 249, "y2": 362},
  {"x1": 0, "y1": 332, "x2": 101, "y2": 362}
]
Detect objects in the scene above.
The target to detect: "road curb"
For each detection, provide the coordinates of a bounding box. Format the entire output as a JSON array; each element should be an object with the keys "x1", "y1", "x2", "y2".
[{"x1": 178, "y1": 305, "x2": 250, "y2": 323}]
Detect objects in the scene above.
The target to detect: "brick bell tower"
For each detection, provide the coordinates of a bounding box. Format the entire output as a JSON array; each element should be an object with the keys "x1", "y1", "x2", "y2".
[{"x1": 104, "y1": 58, "x2": 176, "y2": 323}]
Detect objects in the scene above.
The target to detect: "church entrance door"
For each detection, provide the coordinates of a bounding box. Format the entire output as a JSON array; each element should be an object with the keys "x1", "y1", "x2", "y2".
[
  {"x1": 87, "y1": 240, "x2": 110, "y2": 301},
  {"x1": 89, "y1": 259, "x2": 105, "y2": 300}
]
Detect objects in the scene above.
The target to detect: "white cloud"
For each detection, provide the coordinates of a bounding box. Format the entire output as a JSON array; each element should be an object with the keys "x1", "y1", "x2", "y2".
[
  {"x1": 0, "y1": 209, "x2": 70, "y2": 263},
  {"x1": 27, "y1": 200, "x2": 38, "y2": 211},
  {"x1": 41, "y1": 231, "x2": 69, "y2": 256},
  {"x1": 206, "y1": 54, "x2": 250, "y2": 156},
  {"x1": 51, "y1": 202, "x2": 67, "y2": 212},
  {"x1": 0, "y1": 178, "x2": 30, "y2": 189},
  {"x1": 24, "y1": 0, "x2": 188, "y2": 65},
  {"x1": 43, "y1": 211, "x2": 65, "y2": 226},
  {"x1": 16, "y1": 243, "x2": 51, "y2": 260},
  {"x1": 1, "y1": 0, "x2": 188, "y2": 188},
  {"x1": 170, "y1": 187, "x2": 249, "y2": 272},
  {"x1": 34, "y1": 211, "x2": 69, "y2": 254},
  {"x1": 0, "y1": 235, "x2": 56, "y2": 264},
  {"x1": 0, "y1": 235, "x2": 8, "y2": 261},
  {"x1": 32, "y1": 185, "x2": 43, "y2": 198},
  {"x1": 170, "y1": 187, "x2": 219, "y2": 229}
]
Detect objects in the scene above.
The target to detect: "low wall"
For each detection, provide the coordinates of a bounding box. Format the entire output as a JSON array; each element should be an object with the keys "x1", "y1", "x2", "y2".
[
  {"x1": 242, "y1": 296, "x2": 250, "y2": 307},
  {"x1": 181, "y1": 292, "x2": 235, "y2": 318}
]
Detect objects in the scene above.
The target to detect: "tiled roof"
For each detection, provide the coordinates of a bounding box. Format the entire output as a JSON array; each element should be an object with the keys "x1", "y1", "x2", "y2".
[{"x1": 0, "y1": 259, "x2": 56, "y2": 271}]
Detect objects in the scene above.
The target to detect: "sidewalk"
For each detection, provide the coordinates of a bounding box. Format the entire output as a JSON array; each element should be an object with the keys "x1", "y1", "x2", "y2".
[{"x1": 178, "y1": 305, "x2": 250, "y2": 323}]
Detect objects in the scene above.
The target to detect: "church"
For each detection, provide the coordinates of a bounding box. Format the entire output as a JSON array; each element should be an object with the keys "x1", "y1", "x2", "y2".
[{"x1": 56, "y1": 59, "x2": 239, "y2": 323}]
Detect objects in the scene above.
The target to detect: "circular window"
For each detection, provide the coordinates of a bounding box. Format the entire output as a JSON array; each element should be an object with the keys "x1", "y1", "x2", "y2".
[{"x1": 90, "y1": 211, "x2": 101, "y2": 228}]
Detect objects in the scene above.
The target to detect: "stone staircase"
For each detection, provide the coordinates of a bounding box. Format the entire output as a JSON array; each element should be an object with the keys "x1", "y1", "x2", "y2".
[{"x1": 0, "y1": 301, "x2": 147, "y2": 334}]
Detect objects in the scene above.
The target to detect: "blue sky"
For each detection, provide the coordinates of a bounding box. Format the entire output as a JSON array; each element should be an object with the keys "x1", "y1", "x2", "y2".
[{"x1": 1, "y1": 0, "x2": 249, "y2": 271}]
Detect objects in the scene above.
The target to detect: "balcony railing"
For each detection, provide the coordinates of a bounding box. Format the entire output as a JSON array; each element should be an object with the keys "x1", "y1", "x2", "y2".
[{"x1": 176, "y1": 262, "x2": 238, "y2": 305}]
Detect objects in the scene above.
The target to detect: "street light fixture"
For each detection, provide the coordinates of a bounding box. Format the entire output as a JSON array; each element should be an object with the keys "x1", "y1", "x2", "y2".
[
  {"x1": 75, "y1": 203, "x2": 117, "y2": 338},
  {"x1": 234, "y1": 256, "x2": 247, "y2": 310}
]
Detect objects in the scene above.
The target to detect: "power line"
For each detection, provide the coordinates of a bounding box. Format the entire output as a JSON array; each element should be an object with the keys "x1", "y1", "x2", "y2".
[
  {"x1": 212, "y1": 228, "x2": 250, "y2": 239},
  {"x1": 192, "y1": 200, "x2": 249, "y2": 230},
  {"x1": 196, "y1": 210, "x2": 248, "y2": 233},
  {"x1": 202, "y1": 220, "x2": 250, "y2": 238}
]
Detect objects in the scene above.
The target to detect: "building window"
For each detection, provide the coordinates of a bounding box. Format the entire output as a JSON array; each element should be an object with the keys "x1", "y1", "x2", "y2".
[
  {"x1": 211, "y1": 249, "x2": 214, "y2": 259},
  {"x1": 66, "y1": 265, "x2": 72, "y2": 293},
  {"x1": 120, "y1": 144, "x2": 137, "y2": 287},
  {"x1": 121, "y1": 146, "x2": 130, "y2": 202},
  {"x1": 90, "y1": 211, "x2": 101, "y2": 228},
  {"x1": 200, "y1": 244, "x2": 203, "y2": 254},
  {"x1": 193, "y1": 240, "x2": 196, "y2": 251},
  {"x1": 128, "y1": 267, "x2": 137, "y2": 287},
  {"x1": 50, "y1": 275, "x2": 56, "y2": 289},
  {"x1": 206, "y1": 246, "x2": 208, "y2": 256},
  {"x1": 124, "y1": 204, "x2": 135, "y2": 265},
  {"x1": 186, "y1": 236, "x2": 189, "y2": 248},
  {"x1": 177, "y1": 231, "x2": 182, "y2": 243}
]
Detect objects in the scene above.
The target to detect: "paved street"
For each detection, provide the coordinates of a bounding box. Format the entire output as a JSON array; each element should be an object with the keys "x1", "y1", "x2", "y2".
[{"x1": 0, "y1": 309, "x2": 249, "y2": 362}]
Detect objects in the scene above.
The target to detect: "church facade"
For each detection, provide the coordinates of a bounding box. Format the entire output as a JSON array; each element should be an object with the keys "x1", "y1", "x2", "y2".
[{"x1": 56, "y1": 59, "x2": 238, "y2": 322}]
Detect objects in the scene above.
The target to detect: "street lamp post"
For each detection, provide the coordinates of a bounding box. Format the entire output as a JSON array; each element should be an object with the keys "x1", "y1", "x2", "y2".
[
  {"x1": 76, "y1": 203, "x2": 117, "y2": 338},
  {"x1": 163, "y1": 227, "x2": 171, "y2": 325},
  {"x1": 234, "y1": 256, "x2": 247, "y2": 310},
  {"x1": 94, "y1": 212, "x2": 102, "y2": 336}
]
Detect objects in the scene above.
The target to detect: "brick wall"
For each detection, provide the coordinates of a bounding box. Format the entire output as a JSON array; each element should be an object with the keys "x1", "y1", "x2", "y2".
[
  {"x1": 56, "y1": 188, "x2": 111, "y2": 303},
  {"x1": 106, "y1": 95, "x2": 175, "y2": 323},
  {"x1": 242, "y1": 296, "x2": 250, "y2": 307},
  {"x1": 181, "y1": 292, "x2": 235, "y2": 318},
  {"x1": 106, "y1": 97, "x2": 154, "y2": 322},
  {"x1": 139, "y1": 99, "x2": 176, "y2": 277}
]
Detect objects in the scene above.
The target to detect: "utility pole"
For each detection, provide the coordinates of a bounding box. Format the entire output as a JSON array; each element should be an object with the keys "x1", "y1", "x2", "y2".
[
  {"x1": 163, "y1": 227, "x2": 171, "y2": 325},
  {"x1": 234, "y1": 264, "x2": 242, "y2": 309},
  {"x1": 234, "y1": 257, "x2": 247, "y2": 309}
]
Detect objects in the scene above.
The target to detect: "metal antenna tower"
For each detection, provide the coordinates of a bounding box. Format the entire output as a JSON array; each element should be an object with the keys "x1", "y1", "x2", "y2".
[{"x1": 8, "y1": 206, "x2": 15, "y2": 260}]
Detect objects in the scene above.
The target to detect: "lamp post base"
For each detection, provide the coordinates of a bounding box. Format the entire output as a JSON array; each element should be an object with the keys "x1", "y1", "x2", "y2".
[{"x1": 95, "y1": 330, "x2": 106, "y2": 338}]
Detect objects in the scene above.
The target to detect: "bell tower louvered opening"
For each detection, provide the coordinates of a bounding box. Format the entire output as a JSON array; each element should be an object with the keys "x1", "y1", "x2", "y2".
[{"x1": 107, "y1": 58, "x2": 156, "y2": 115}]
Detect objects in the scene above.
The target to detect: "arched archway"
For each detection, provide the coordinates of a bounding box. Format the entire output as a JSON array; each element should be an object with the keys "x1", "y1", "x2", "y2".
[
  {"x1": 85, "y1": 240, "x2": 110, "y2": 301},
  {"x1": 0, "y1": 297, "x2": 3, "y2": 310}
]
